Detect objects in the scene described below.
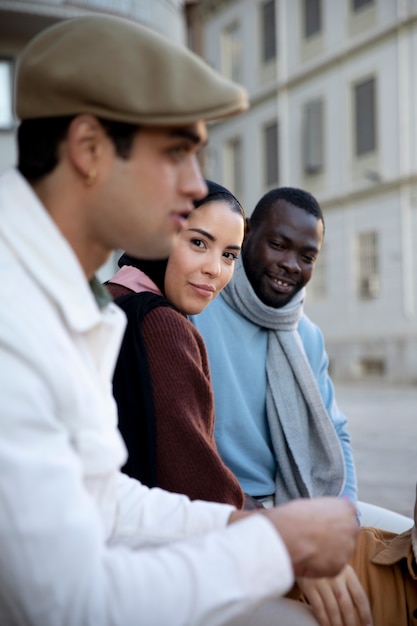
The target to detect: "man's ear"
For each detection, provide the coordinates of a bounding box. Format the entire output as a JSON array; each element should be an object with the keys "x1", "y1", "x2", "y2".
[
  {"x1": 243, "y1": 217, "x2": 250, "y2": 242},
  {"x1": 66, "y1": 114, "x2": 106, "y2": 180},
  {"x1": 243, "y1": 217, "x2": 251, "y2": 243}
]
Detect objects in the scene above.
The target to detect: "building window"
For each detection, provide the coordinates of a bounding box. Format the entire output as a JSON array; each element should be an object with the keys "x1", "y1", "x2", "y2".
[
  {"x1": 354, "y1": 77, "x2": 376, "y2": 156},
  {"x1": 224, "y1": 137, "x2": 243, "y2": 198},
  {"x1": 221, "y1": 22, "x2": 242, "y2": 83},
  {"x1": 261, "y1": 0, "x2": 276, "y2": 63},
  {"x1": 0, "y1": 60, "x2": 13, "y2": 129},
  {"x1": 303, "y1": 98, "x2": 324, "y2": 174},
  {"x1": 352, "y1": 0, "x2": 374, "y2": 11},
  {"x1": 359, "y1": 357, "x2": 385, "y2": 377},
  {"x1": 357, "y1": 230, "x2": 380, "y2": 299},
  {"x1": 304, "y1": 0, "x2": 322, "y2": 38},
  {"x1": 309, "y1": 242, "x2": 326, "y2": 300},
  {"x1": 264, "y1": 120, "x2": 279, "y2": 187}
]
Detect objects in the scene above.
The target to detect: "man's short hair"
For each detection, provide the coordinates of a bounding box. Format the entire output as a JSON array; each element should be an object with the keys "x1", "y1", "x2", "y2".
[
  {"x1": 250, "y1": 187, "x2": 324, "y2": 230},
  {"x1": 17, "y1": 117, "x2": 139, "y2": 182}
]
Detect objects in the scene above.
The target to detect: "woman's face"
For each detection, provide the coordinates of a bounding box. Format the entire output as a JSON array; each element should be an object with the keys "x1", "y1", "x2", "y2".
[{"x1": 164, "y1": 200, "x2": 244, "y2": 315}]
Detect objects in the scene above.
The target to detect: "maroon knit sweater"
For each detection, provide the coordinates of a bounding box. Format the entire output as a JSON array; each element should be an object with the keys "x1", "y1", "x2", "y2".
[
  {"x1": 108, "y1": 282, "x2": 244, "y2": 508},
  {"x1": 141, "y1": 306, "x2": 244, "y2": 507}
]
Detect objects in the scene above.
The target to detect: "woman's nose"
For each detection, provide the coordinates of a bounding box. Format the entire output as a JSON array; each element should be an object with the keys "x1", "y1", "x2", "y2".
[{"x1": 203, "y1": 254, "x2": 221, "y2": 277}]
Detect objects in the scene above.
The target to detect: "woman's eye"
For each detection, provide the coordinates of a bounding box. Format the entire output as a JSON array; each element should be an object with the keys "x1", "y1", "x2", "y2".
[
  {"x1": 191, "y1": 238, "x2": 205, "y2": 249},
  {"x1": 223, "y1": 251, "x2": 238, "y2": 262}
]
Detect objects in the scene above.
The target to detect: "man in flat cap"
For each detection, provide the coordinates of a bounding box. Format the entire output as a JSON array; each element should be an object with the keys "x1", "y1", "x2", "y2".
[{"x1": 0, "y1": 15, "x2": 360, "y2": 626}]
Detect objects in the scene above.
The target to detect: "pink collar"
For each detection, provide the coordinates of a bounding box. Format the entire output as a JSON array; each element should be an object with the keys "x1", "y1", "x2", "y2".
[{"x1": 109, "y1": 265, "x2": 162, "y2": 296}]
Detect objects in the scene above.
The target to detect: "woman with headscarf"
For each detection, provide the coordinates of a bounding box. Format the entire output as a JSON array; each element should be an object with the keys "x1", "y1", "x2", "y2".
[{"x1": 107, "y1": 181, "x2": 255, "y2": 508}]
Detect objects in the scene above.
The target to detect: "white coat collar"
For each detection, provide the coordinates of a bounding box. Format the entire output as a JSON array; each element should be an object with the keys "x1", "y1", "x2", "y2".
[{"x1": 0, "y1": 168, "x2": 123, "y2": 333}]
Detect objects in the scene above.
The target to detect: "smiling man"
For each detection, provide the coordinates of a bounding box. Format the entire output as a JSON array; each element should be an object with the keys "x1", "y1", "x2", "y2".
[
  {"x1": 193, "y1": 186, "x2": 413, "y2": 624},
  {"x1": 193, "y1": 187, "x2": 413, "y2": 529},
  {"x1": 193, "y1": 187, "x2": 353, "y2": 507}
]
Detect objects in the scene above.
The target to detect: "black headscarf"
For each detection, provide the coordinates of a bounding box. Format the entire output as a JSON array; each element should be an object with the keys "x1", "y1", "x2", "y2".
[
  {"x1": 193, "y1": 179, "x2": 243, "y2": 211},
  {"x1": 117, "y1": 254, "x2": 168, "y2": 294}
]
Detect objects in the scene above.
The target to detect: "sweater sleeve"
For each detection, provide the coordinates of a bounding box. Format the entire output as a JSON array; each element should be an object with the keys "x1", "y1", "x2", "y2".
[{"x1": 142, "y1": 307, "x2": 245, "y2": 508}]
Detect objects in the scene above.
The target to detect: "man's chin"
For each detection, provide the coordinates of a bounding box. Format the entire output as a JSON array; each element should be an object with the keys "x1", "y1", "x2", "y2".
[
  {"x1": 125, "y1": 239, "x2": 173, "y2": 261},
  {"x1": 259, "y1": 287, "x2": 296, "y2": 309},
  {"x1": 258, "y1": 294, "x2": 286, "y2": 309}
]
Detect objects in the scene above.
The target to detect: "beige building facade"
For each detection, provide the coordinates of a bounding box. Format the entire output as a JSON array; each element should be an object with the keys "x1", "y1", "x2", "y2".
[
  {"x1": 191, "y1": 0, "x2": 417, "y2": 384},
  {"x1": 2, "y1": 0, "x2": 416, "y2": 383}
]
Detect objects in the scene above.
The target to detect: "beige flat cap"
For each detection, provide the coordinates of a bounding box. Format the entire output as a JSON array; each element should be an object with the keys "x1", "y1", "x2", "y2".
[{"x1": 16, "y1": 14, "x2": 248, "y2": 125}]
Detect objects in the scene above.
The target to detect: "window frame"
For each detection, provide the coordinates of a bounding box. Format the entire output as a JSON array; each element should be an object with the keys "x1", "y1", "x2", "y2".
[
  {"x1": 221, "y1": 20, "x2": 243, "y2": 84},
  {"x1": 357, "y1": 230, "x2": 380, "y2": 300},
  {"x1": 302, "y1": 97, "x2": 324, "y2": 175},
  {"x1": 304, "y1": 0, "x2": 322, "y2": 39},
  {"x1": 354, "y1": 76, "x2": 377, "y2": 157},
  {"x1": 352, "y1": 0, "x2": 374, "y2": 12},
  {"x1": 263, "y1": 119, "x2": 279, "y2": 188},
  {"x1": 224, "y1": 136, "x2": 243, "y2": 199},
  {"x1": 260, "y1": 0, "x2": 277, "y2": 64}
]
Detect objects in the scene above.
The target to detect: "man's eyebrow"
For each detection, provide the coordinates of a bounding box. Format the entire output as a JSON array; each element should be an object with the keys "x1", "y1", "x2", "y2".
[
  {"x1": 301, "y1": 241, "x2": 320, "y2": 254},
  {"x1": 271, "y1": 232, "x2": 320, "y2": 254},
  {"x1": 169, "y1": 128, "x2": 208, "y2": 146},
  {"x1": 188, "y1": 228, "x2": 241, "y2": 251}
]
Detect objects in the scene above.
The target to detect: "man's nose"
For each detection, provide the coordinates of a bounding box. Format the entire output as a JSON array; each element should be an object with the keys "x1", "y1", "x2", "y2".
[
  {"x1": 279, "y1": 251, "x2": 300, "y2": 273},
  {"x1": 182, "y1": 155, "x2": 207, "y2": 201}
]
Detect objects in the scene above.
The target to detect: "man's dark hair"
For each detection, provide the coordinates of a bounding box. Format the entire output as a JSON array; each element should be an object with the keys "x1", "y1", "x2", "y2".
[
  {"x1": 250, "y1": 187, "x2": 324, "y2": 231},
  {"x1": 17, "y1": 116, "x2": 139, "y2": 182}
]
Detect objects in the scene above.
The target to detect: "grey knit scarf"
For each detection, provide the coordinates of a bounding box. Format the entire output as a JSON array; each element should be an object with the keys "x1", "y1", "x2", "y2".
[{"x1": 222, "y1": 257, "x2": 346, "y2": 503}]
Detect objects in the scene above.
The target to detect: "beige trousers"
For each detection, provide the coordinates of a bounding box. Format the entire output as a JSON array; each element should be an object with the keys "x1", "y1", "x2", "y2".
[{"x1": 223, "y1": 597, "x2": 318, "y2": 626}]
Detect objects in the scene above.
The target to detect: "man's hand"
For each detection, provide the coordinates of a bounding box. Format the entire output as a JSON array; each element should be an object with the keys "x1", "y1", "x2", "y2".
[
  {"x1": 228, "y1": 497, "x2": 359, "y2": 579},
  {"x1": 262, "y1": 497, "x2": 359, "y2": 578},
  {"x1": 296, "y1": 565, "x2": 372, "y2": 626}
]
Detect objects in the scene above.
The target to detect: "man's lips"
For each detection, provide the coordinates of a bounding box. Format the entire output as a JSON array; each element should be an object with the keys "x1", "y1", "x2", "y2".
[
  {"x1": 171, "y1": 209, "x2": 191, "y2": 229},
  {"x1": 266, "y1": 274, "x2": 296, "y2": 293}
]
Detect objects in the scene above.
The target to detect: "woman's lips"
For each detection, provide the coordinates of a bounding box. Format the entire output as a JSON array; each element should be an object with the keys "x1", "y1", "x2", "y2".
[{"x1": 190, "y1": 283, "x2": 215, "y2": 297}]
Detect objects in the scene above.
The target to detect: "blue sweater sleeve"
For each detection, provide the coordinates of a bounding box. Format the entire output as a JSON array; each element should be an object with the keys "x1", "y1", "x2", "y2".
[{"x1": 298, "y1": 315, "x2": 358, "y2": 503}]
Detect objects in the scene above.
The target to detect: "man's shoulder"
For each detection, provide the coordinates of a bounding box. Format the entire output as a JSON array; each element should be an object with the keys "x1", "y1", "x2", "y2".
[
  {"x1": 297, "y1": 314, "x2": 326, "y2": 357},
  {"x1": 298, "y1": 313, "x2": 322, "y2": 336}
]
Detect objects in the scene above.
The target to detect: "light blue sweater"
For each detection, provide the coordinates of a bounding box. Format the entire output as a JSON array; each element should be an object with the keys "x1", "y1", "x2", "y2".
[{"x1": 191, "y1": 294, "x2": 357, "y2": 503}]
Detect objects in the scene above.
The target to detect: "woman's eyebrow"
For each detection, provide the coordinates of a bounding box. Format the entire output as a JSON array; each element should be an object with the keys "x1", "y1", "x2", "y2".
[
  {"x1": 187, "y1": 227, "x2": 215, "y2": 241},
  {"x1": 187, "y1": 228, "x2": 241, "y2": 251}
]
